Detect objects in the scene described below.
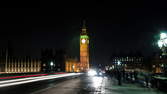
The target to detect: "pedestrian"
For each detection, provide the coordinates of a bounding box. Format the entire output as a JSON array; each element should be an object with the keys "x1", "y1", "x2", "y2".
[
  {"x1": 117, "y1": 70, "x2": 122, "y2": 85},
  {"x1": 130, "y1": 72, "x2": 133, "y2": 81},
  {"x1": 125, "y1": 72, "x2": 129, "y2": 81},
  {"x1": 145, "y1": 73, "x2": 149, "y2": 87},
  {"x1": 134, "y1": 71, "x2": 138, "y2": 82},
  {"x1": 122, "y1": 69, "x2": 125, "y2": 80}
]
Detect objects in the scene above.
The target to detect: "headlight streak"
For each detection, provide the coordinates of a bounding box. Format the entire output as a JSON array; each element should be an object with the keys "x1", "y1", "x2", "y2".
[
  {"x1": 0, "y1": 73, "x2": 66, "y2": 84},
  {"x1": 0, "y1": 72, "x2": 65, "y2": 80},
  {"x1": 92, "y1": 76, "x2": 103, "y2": 88},
  {"x1": 0, "y1": 74, "x2": 48, "y2": 80},
  {"x1": 88, "y1": 69, "x2": 97, "y2": 76},
  {"x1": 0, "y1": 73, "x2": 82, "y2": 88}
]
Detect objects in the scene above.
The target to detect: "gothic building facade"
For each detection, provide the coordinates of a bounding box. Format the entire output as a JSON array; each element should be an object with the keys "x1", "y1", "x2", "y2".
[{"x1": 0, "y1": 48, "x2": 41, "y2": 73}]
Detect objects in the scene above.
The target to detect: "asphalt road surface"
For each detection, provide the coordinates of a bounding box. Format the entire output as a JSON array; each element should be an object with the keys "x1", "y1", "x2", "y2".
[{"x1": 0, "y1": 74, "x2": 166, "y2": 94}]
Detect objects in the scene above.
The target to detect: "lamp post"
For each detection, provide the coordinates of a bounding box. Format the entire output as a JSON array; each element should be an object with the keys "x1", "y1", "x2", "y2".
[
  {"x1": 157, "y1": 32, "x2": 167, "y2": 73},
  {"x1": 116, "y1": 61, "x2": 122, "y2": 70},
  {"x1": 117, "y1": 61, "x2": 121, "y2": 66},
  {"x1": 50, "y1": 61, "x2": 54, "y2": 72}
]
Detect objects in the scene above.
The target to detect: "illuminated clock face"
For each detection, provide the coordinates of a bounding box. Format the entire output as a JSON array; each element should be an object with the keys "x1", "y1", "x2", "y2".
[{"x1": 81, "y1": 39, "x2": 86, "y2": 44}]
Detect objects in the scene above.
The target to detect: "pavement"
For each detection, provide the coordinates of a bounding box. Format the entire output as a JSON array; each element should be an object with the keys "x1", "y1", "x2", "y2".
[
  {"x1": 78, "y1": 75, "x2": 166, "y2": 94},
  {"x1": 32, "y1": 75, "x2": 167, "y2": 94},
  {"x1": 100, "y1": 77, "x2": 166, "y2": 94},
  {"x1": 0, "y1": 74, "x2": 166, "y2": 94}
]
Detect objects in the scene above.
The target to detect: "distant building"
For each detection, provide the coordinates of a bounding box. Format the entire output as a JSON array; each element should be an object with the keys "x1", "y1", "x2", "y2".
[
  {"x1": 0, "y1": 48, "x2": 8, "y2": 72},
  {"x1": 41, "y1": 48, "x2": 54, "y2": 72},
  {"x1": 0, "y1": 48, "x2": 41, "y2": 73},
  {"x1": 6, "y1": 56, "x2": 41, "y2": 73},
  {"x1": 0, "y1": 21, "x2": 91, "y2": 73},
  {"x1": 0, "y1": 56, "x2": 41, "y2": 73},
  {"x1": 65, "y1": 57, "x2": 80, "y2": 72},
  {"x1": 41, "y1": 48, "x2": 66, "y2": 72},
  {"x1": 149, "y1": 53, "x2": 167, "y2": 73},
  {"x1": 110, "y1": 53, "x2": 144, "y2": 71},
  {"x1": 41, "y1": 48, "x2": 81, "y2": 73}
]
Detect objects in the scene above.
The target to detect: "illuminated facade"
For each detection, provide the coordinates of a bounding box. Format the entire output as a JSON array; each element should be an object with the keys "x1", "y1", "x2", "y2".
[
  {"x1": 0, "y1": 47, "x2": 41, "y2": 73},
  {"x1": 65, "y1": 21, "x2": 90, "y2": 72},
  {"x1": 0, "y1": 56, "x2": 41, "y2": 73},
  {"x1": 80, "y1": 21, "x2": 89, "y2": 72},
  {"x1": 65, "y1": 58, "x2": 80, "y2": 72},
  {"x1": 8, "y1": 57, "x2": 41, "y2": 73}
]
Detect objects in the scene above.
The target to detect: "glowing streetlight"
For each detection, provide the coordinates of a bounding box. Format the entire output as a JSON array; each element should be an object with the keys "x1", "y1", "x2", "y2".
[
  {"x1": 158, "y1": 40, "x2": 163, "y2": 48},
  {"x1": 164, "y1": 39, "x2": 167, "y2": 44},
  {"x1": 117, "y1": 61, "x2": 121, "y2": 65},
  {"x1": 157, "y1": 32, "x2": 167, "y2": 73},
  {"x1": 160, "y1": 33, "x2": 167, "y2": 39},
  {"x1": 158, "y1": 33, "x2": 167, "y2": 48},
  {"x1": 50, "y1": 61, "x2": 54, "y2": 66}
]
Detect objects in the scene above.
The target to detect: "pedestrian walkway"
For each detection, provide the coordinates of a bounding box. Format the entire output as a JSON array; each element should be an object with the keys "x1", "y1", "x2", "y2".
[{"x1": 99, "y1": 77, "x2": 166, "y2": 94}]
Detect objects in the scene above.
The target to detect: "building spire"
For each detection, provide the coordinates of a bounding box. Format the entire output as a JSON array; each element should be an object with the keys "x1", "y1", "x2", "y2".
[
  {"x1": 82, "y1": 19, "x2": 86, "y2": 29},
  {"x1": 81, "y1": 19, "x2": 87, "y2": 34}
]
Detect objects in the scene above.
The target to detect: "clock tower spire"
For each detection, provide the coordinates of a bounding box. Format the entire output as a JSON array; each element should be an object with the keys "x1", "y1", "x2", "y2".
[
  {"x1": 80, "y1": 20, "x2": 89, "y2": 72},
  {"x1": 82, "y1": 20, "x2": 86, "y2": 29}
]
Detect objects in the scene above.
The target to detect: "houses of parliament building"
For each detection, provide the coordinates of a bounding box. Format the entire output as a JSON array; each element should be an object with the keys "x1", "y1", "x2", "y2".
[
  {"x1": 0, "y1": 21, "x2": 90, "y2": 73},
  {"x1": 0, "y1": 48, "x2": 41, "y2": 73}
]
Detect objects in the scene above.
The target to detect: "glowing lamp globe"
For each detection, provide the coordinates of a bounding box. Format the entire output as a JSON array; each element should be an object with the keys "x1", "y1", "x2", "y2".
[
  {"x1": 117, "y1": 61, "x2": 121, "y2": 65},
  {"x1": 164, "y1": 39, "x2": 167, "y2": 44},
  {"x1": 50, "y1": 62, "x2": 54, "y2": 66},
  {"x1": 160, "y1": 33, "x2": 167, "y2": 39},
  {"x1": 158, "y1": 40, "x2": 163, "y2": 48}
]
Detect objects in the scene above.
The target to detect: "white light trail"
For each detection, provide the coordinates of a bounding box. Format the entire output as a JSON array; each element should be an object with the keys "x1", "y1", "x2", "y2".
[
  {"x1": 0, "y1": 75, "x2": 48, "y2": 84},
  {"x1": 0, "y1": 73, "x2": 82, "y2": 88}
]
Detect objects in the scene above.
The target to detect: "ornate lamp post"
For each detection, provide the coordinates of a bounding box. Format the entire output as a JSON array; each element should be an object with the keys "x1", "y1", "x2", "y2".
[
  {"x1": 50, "y1": 61, "x2": 54, "y2": 72},
  {"x1": 157, "y1": 33, "x2": 167, "y2": 73},
  {"x1": 158, "y1": 33, "x2": 167, "y2": 55}
]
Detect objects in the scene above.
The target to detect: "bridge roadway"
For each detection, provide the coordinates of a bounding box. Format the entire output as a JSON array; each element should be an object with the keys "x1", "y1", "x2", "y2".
[{"x1": 0, "y1": 73, "x2": 166, "y2": 94}]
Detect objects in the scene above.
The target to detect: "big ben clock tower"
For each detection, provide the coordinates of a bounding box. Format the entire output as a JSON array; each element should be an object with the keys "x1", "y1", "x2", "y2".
[{"x1": 80, "y1": 20, "x2": 89, "y2": 72}]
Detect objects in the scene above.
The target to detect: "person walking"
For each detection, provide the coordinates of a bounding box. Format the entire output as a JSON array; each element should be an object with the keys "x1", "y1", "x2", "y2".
[
  {"x1": 145, "y1": 73, "x2": 149, "y2": 87},
  {"x1": 134, "y1": 71, "x2": 138, "y2": 82},
  {"x1": 117, "y1": 70, "x2": 122, "y2": 85}
]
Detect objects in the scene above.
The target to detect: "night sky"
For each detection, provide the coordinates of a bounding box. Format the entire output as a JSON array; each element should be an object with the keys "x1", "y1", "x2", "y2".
[{"x1": 0, "y1": 1, "x2": 167, "y2": 64}]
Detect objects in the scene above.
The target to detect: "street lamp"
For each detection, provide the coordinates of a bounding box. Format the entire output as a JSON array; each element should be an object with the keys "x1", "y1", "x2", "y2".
[
  {"x1": 158, "y1": 32, "x2": 167, "y2": 55},
  {"x1": 158, "y1": 40, "x2": 163, "y2": 48},
  {"x1": 50, "y1": 61, "x2": 54, "y2": 66},
  {"x1": 160, "y1": 33, "x2": 167, "y2": 39},
  {"x1": 117, "y1": 61, "x2": 121, "y2": 66},
  {"x1": 50, "y1": 61, "x2": 54, "y2": 72},
  {"x1": 157, "y1": 32, "x2": 167, "y2": 73}
]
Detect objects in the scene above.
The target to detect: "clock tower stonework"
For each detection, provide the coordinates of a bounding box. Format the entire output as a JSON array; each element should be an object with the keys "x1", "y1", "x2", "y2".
[{"x1": 80, "y1": 21, "x2": 89, "y2": 72}]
